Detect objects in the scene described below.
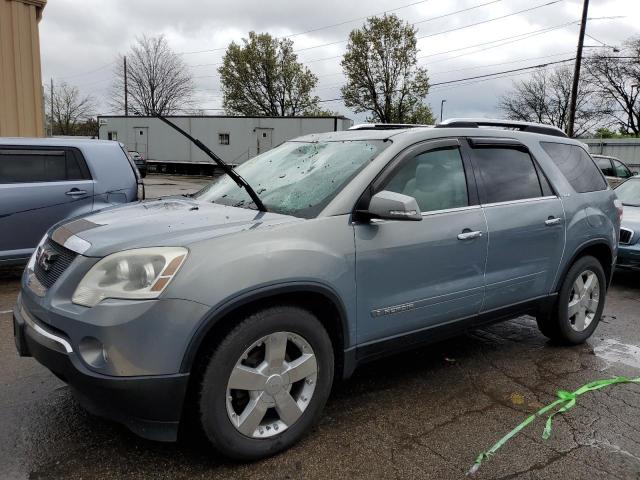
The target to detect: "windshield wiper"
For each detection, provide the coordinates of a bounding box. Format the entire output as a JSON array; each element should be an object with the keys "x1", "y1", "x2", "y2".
[{"x1": 154, "y1": 114, "x2": 267, "y2": 212}]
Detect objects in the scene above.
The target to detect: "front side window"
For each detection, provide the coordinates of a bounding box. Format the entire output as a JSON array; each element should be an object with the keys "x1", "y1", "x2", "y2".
[
  {"x1": 194, "y1": 140, "x2": 387, "y2": 218},
  {"x1": 382, "y1": 147, "x2": 469, "y2": 212},
  {"x1": 0, "y1": 149, "x2": 87, "y2": 183},
  {"x1": 540, "y1": 143, "x2": 607, "y2": 193},
  {"x1": 473, "y1": 147, "x2": 542, "y2": 204},
  {"x1": 613, "y1": 159, "x2": 632, "y2": 178}
]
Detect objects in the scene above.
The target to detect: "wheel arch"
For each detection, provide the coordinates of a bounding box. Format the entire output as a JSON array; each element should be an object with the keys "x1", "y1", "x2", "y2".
[
  {"x1": 180, "y1": 282, "x2": 350, "y2": 379},
  {"x1": 554, "y1": 239, "x2": 614, "y2": 292}
]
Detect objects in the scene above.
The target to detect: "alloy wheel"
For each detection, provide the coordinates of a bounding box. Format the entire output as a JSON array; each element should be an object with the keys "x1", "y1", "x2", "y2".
[
  {"x1": 225, "y1": 331, "x2": 318, "y2": 438},
  {"x1": 567, "y1": 270, "x2": 600, "y2": 332}
]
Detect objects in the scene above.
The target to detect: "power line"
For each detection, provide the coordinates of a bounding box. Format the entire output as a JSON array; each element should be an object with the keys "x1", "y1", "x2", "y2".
[
  {"x1": 177, "y1": 0, "x2": 432, "y2": 55},
  {"x1": 416, "y1": 0, "x2": 563, "y2": 40},
  {"x1": 55, "y1": 60, "x2": 117, "y2": 81},
  {"x1": 294, "y1": 0, "x2": 505, "y2": 54},
  {"x1": 316, "y1": 58, "x2": 576, "y2": 102}
]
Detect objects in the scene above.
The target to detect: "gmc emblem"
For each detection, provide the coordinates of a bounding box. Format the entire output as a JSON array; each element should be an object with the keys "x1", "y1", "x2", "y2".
[{"x1": 36, "y1": 246, "x2": 59, "y2": 272}]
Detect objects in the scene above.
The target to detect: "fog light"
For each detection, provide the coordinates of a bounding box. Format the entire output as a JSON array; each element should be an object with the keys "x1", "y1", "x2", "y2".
[{"x1": 78, "y1": 337, "x2": 107, "y2": 368}]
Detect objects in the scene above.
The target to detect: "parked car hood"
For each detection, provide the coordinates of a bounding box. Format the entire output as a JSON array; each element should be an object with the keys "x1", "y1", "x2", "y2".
[{"x1": 52, "y1": 198, "x2": 301, "y2": 257}]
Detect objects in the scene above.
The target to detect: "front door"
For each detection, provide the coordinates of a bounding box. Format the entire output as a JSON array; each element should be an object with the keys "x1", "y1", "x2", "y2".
[
  {"x1": 134, "y1": 127, "x2": 148, "y2": 156},
  {"x1": 354, "y1": 139, "x2": 488, "y2": 344},
  {"x1": 465, "y1": 138, "x2": 565, "y2": 311},
  {"x1": 256, "y1": 128, "x2": 273, "y2": 155}
]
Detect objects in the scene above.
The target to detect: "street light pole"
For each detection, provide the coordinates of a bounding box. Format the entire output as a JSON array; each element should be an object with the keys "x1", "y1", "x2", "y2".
[
  {"x1": 566, "y1": 0, "x2": 589, "y2": 138},
  {"x1": 440, "y1": 99, "x2": 447, "y2": 122}
]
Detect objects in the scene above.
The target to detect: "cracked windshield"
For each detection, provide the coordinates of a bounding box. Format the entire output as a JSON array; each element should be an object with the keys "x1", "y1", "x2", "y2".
[{"x1": 194, "y1": 140, "x2": 387, "y2": 217}]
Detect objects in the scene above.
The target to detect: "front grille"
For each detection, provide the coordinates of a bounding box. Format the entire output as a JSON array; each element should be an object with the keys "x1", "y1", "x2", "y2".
[
  {"x1": 33, "y1": 239, "x2": 78, "y2": 289},
  {"x1": 620, "y1": 228, "x2": 634, "y2": 245}
]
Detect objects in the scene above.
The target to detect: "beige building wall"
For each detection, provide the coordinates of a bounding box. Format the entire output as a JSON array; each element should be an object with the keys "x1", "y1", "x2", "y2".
[{"x1": 0, "y1": 0, "x2": 47, "y2": 137}]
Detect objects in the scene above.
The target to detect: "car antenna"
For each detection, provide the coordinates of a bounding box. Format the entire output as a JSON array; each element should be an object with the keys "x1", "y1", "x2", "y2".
[{"x1": 153, "y1": 113, "x2": 267, "y2": 212}]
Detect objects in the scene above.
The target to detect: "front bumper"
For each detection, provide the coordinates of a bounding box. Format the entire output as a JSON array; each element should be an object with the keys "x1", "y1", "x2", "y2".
[
  {"x1": 13, "y1": 297, "x2": 190, "y2": 441},
  {"x1": 617, "y1": 242, "x2": 640, "y2": 271}
]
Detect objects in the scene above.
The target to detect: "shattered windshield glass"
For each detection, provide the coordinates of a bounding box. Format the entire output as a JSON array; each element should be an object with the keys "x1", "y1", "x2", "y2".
[{"x1": 194, "y1": 140, "x2": 387, "y2": 218}]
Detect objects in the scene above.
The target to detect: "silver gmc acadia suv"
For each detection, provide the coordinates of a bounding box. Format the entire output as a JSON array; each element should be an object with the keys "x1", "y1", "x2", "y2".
[{"x1": 14, "y1": 118, "x2": 621, "y2": 460}]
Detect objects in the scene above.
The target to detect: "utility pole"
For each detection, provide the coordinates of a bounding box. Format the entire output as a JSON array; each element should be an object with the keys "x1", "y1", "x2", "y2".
[
  {"x1": 50, "y1": 78, "x2": 54, "y2": 136},
  {"x1": 566, "y1": 0, "x2": 589, "y2": 138},
  {"x1": 124, "y1": 56, "x2": 129, "y2": 116}
]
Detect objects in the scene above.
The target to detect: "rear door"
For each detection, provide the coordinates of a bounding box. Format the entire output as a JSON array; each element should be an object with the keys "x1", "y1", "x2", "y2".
[
  {"x1": 465, "y1": 138, "x2": 565, "y2": 312},
  {"x1": 0, "y1": 147, "x2": 94, "y2": 262},
  {"x1": 354, "y1": 139, "x2": 488, "y2": 344}
]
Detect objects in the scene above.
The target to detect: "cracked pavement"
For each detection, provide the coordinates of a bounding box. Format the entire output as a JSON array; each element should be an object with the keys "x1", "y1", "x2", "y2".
[{"x1": 1, "y1": 176, "x2": 639, "y2": 479}]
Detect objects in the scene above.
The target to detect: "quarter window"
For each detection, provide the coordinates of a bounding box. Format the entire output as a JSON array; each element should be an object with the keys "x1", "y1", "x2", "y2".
[
  {"x1": 382, "y1": 147, "x2": 469, "y2": 212},
  {"x1": 472, "y1": 147, "x2": 543, "y2": 204},
  {"x1": 540, "y1": 143, "x2": 607, "y2": 193}
]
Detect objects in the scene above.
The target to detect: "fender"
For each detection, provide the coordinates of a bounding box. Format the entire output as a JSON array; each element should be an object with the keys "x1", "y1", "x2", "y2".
[
  {"x1": 179, "y1": 281, "x2": 351, "y2": 373},
  {"x1": 552, "y1": 238, "x2": 614, "y2": 292}
]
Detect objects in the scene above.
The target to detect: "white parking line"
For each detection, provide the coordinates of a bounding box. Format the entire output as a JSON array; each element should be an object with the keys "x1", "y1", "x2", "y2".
[{"x1": 0, "y1": 309, "x2": 13, "y2": 315}]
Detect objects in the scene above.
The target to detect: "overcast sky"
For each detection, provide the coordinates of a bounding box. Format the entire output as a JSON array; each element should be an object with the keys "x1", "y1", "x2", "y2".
[{"x1": 39, "y1": 0, "x2": 639, "y2": 123}]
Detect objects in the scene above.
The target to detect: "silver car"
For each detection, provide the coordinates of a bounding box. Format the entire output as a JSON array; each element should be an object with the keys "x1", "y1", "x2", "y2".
[
  {"x1": 0, "y1": 138, "x2": 143, "y2": 265},
  {"x1": 13, "y1": 119, "x2": 619, "y2": 460}
]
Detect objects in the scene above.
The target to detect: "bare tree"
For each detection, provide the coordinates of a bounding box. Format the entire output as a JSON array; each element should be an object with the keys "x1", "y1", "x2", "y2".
[
  {"x1": 45, "y1": 82, "x2": 96, "y2": 135},
  {"x1": 110, "y1": 35, "x2": 194, "y2": 115},
  {"x1": 585, "y1": 38, "x2": 640, "y2": 136},
  {"x1": 499, "y1": 66, "x2": 602, "y2": 137}
]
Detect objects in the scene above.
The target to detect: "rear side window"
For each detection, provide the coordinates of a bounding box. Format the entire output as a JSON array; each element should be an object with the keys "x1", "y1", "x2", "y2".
[
  {"x1": 0, "y1": 148, "x2": 90, "y2": 183},
  {"x1": 472, "y1": 147, "x2": 543, "y2": 203},
  {"x1": 594, "y1": 157, "x2": 614, "y2": 176},
  {"x1": 612, "y1": 159, "x2": 632, "y2": 178},
  {"x1": 540, "y1": 143, "x2": 607, "y2": 193}
]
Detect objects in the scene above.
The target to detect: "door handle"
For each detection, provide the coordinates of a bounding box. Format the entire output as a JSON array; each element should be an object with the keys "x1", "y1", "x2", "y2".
[
  {"x1": 65, "y1": 188, "x2": 87, "y2": 196},
  {"x1": 457, "y1": 230, "x2": 483, "y2": 240},
  {"x1": 545, "y1": 217, "x2": 562, "y2": 226}
]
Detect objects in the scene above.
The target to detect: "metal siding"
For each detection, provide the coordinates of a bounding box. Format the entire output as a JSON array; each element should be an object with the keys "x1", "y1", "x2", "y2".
[{"x1": 98, "y1": 116, "x2": 350, "y2": 165}]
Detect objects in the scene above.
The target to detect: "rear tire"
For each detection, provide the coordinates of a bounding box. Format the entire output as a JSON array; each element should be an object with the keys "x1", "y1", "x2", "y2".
[
  {"x1": 537, "y1": 255, "x2": 606, "y2": 344},
  {"x1": 197, "y1": 305, "x2": 334, "y2": 461}
]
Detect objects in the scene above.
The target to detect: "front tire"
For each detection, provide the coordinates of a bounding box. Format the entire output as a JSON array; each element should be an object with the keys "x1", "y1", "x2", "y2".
[
  {"x1": 537, "y1": 255, "x2": 606, "y2": 344},
  {"x1": 197, "y1": 305, "x2": 334, "y2": 460}
]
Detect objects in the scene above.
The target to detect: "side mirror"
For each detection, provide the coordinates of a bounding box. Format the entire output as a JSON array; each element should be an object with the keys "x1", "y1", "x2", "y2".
[{"x1": 366, "y1": 190, "x2": 422, "y2": 221}]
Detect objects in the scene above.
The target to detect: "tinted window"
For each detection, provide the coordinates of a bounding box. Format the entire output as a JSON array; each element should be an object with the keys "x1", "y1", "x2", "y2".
[
  {"x1": 594, "y1": 157, "x2": 614, "y2": 176},
  {"x1": 540, "y1": 143, "x2": 607, "y2": 192},
  {"x1": 383, "y1": 147, "x2": 469, "y2": 212},
  {"x1": 472, "y1": 148, "x2": 542, "y2": 203},
  {"x1": 0, "y1": 149, "x2": 88, "y2": 183},
  {"x1": 612, "y1": 159, "x2": 631, "y2": 178}
]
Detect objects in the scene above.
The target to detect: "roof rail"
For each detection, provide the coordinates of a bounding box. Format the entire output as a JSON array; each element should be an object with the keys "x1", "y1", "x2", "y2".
[
  {"x1": 349, "y1": 123, "x2": 431, "y2": 130},
  {"x1": 435, "y1": 118, "x2": 568, "y2": 138}
]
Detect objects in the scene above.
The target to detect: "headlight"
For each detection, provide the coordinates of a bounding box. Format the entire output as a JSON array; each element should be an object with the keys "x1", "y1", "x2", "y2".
[{"x1": 72, "y1": 247, "x2": 187, "y2": 307}]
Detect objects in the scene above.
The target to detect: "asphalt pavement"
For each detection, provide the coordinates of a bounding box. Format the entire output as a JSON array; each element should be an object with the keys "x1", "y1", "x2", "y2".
[{"x1": 1, "y1": 174, "x2": 639, "y2": 479}]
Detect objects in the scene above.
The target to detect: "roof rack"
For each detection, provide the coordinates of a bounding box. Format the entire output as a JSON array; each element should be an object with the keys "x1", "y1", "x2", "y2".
[
  {"x1": 435, "y1": 118, "x2": 568, "y2": 138},
  {"x1": 349, "y1": 123, "x2": 431, "y2": 130}
]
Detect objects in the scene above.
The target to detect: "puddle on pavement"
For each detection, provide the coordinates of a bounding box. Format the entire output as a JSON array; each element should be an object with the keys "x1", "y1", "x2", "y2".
[{"x1": 594, "y1": 338, "x2": 640, "y2": 370}]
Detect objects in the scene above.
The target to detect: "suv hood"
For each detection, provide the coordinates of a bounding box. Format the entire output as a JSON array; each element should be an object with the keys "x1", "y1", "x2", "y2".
[{"x1": 51, "y1": 198, "x2": 301, "y2": 257}]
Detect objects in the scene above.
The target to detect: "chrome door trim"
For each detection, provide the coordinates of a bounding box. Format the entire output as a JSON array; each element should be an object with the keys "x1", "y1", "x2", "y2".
[
  {"x1": 481, "y1": 196, "x2": 558, "y2": 208},
  {"x1": 421, "y1": 205, "x2": 481, "y2": 217}
]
